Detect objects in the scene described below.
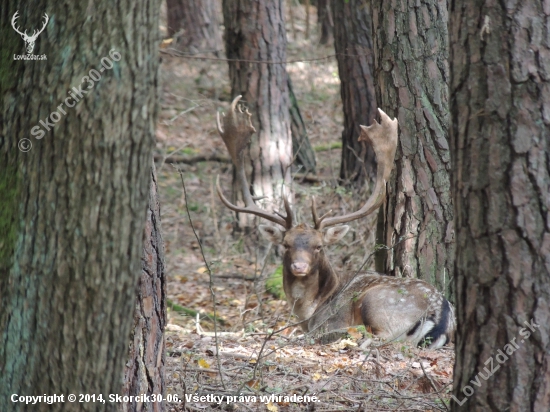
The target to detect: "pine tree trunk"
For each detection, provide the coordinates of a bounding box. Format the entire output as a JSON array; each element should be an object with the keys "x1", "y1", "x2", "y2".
[
  {"x1": 166, "y1": 0, "x2": 221, "y2": 53},
  {"x1": 450, "y1": 1, "x2": 550, "y2": 410},
  {"x1": 120, "y1": 164, "x2": 166, "y2": 412},
  {"x1": 0, "y1": 1, "x2": 160, "y2": 410},
  {"x1": 317, "y1": 0, "x2": 333, "y2": 45},
  {"x1": 371, "y1": 0, "x2": 454, "y2": 293},
  {"x1": 222, "y1": 0, "x2": 292, "y2": 223},
  {"x1": 288, "y1": 76, "x2": 316, "y2": 174},
  {"x1": 332, "y1": 0, "x2": 378, "y2": 187}
]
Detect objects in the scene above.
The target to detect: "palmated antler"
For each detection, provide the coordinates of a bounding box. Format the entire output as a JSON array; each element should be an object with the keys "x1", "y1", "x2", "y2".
[
  {"x1": 216, "y1": 95, "x2": 293, "y2": 229},
  {"x1": 313, "y1": 108, "x2": 398, "y2": 229}
]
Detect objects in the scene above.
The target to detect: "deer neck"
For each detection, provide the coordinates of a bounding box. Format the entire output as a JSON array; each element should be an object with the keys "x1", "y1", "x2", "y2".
[{"x1": 283, "y1": 252, "x2": 341, "y2": 322}]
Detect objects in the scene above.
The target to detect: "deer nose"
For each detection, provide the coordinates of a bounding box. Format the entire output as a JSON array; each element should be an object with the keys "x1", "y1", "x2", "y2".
[{"x1": 291, "y1": 262, "x2": 309, "y2": 275}]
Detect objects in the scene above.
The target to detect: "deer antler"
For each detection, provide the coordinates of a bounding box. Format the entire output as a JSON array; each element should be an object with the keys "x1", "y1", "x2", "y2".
[
  {"x1": 11, "y1": 11, "x2": 26, "y2": 37},
  {"x1": 216, "y1": 95, "x2": 293, "y2": 229},
  {"x1": 313, "y1": 108, "x2": 398, "y2": 229}
]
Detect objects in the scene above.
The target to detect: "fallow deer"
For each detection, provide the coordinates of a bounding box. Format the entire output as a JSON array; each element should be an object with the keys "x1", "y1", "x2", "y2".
[{"x1": 215, "y1": 96, "x2": 455, "y2": 349}]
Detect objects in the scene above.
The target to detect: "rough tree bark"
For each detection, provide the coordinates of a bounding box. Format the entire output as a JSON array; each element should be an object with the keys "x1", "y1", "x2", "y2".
[
  {"x1": 288, "y1": 76, "x2": 317, "y2": 174},
  {"x1": 371, "y1": 0, "x2": 454, "y2": 293},
  {"x1": 450, "y1": 1, "x2": 550, "y2": 411},
  {"x1": 222, "y1": 0, "x2": 292, "y2": 222},
  {"x1": 317, "y1": 0, "x2": 333, "y2": 45},
  {"x1": 120, "y1": 165, "x2": 166, "y2": 412},
  {"x1": 332, "y1": 0, "x2": 378, "y2": 187},
  {"x1": 0, "y1": 0, "x2": 160, "y2": 410},
  {"x1": 166, "y1": 0, "x2": 221, "y2": 53}
]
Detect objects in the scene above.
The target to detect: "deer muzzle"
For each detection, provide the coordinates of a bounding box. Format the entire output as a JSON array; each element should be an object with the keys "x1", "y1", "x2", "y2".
[{"x1": 290, "y1": 262, "x2": 309, "y2": 276}]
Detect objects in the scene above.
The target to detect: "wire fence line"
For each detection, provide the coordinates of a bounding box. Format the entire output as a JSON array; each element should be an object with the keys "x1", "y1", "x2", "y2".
[{"x1": 160, "y1": 47, "x2": 372, "y2": 65}]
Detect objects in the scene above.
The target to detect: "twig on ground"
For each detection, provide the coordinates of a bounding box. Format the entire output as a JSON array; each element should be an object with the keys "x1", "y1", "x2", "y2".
[
  {"x1": 176, "y1": 166, "x2": 226, "y2": 390},
  {"x1": 420, "y1": 361, "x2": 449, "y2": 411}
]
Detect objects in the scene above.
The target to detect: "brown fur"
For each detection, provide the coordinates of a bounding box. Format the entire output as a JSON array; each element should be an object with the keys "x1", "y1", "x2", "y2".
[{"x1": 269, "y1": 224, "x2": 455, "y2": 349}]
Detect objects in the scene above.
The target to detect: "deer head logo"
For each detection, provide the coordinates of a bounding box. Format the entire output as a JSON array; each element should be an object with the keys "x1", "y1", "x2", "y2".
[{"x1": 11, "y1": 11, "x2": 49, "y2": 55}]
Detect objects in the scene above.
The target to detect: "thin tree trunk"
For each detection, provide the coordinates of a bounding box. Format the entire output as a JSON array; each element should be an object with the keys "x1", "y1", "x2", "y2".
[
  {"x1": 120, "y1": 164, "x2": 166, "y2": 412},
  {"x1": 371, "y1": 0, "x2": 454, "y2": 294},
  {"x1": 222, "y1": 0, "x2": 292, "y2": 226},
  {"x1": 332, "y1": 0, "x2": 378, "y2": 187},
  {"x1": 450, "y1": 1, "x2": 550, "y2": 410},
  {"x1": 0, "y1": 1, "x2": 160, "y2": 410},
  {"x1": 166, "y1": 0, "x2": 221, "y2": 53},
  {"x1": 317, "y1": 0, "x2": 333, "y2": 45},
  {"x1": 288, "y1": 76, "x2": 316, "y2": 174}
]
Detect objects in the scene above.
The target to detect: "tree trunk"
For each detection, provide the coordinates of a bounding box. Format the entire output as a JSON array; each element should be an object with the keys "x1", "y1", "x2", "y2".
[
  {"x1": 332, "y1": 0, "x2": 378, "y2": 187},
  {"x1": 450, "y1": 1, "x2": 550, "y2": 411},
  {"x1": 288, "y1": 76, "x2": 316, "y2": 174},
  {"x1": 166, "y1": 0, "x2": 221, "y2": 53},
  {"x1": 317, "y1": 0, "x2": 333, "y2": 45},
  {"x1": 120, "y1": 164, "x2": 166, "y2": 412},
  {"x1": 371, "y1": 0, "x2": 454, "y2": 294},
  {"x1": 0, "y1": 1, "x2": 159, "y2": 410},
  {"x1": 222, "y1": 0, "x2": 292, "y2": 224}
]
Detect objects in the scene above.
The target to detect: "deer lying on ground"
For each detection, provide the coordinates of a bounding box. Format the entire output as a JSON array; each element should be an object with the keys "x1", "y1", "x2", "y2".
[{"x1": 215, "y1": 96, "x2": 455, "y2": 349}]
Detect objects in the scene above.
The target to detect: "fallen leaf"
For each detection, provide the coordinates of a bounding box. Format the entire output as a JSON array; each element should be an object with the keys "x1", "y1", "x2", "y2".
[
  {"x1": 197, "y1": 358, "x2": 210, "y2": 368},
  {"x1": 336, "y1": 339, "x2": 358, "y2": 350},
  {"x1": 245, "y1": 379, "x2": 260, "y2": 390},
  {"x1": 347, "y1": 327, "x2": 363, "y2": 340},
  {"x1": 266, "y1": 402, "x2": 278, "y2": 411}
]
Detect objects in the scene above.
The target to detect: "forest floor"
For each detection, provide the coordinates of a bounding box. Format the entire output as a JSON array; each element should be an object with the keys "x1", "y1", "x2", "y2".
[{"x1": 155, "y1": 4, "x2": 455, "y2": 411}]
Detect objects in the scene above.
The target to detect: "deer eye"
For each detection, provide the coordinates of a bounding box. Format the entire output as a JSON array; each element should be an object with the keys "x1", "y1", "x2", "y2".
[{"x1": 314, "y1": 245, "x2": 322, "y2": 252}]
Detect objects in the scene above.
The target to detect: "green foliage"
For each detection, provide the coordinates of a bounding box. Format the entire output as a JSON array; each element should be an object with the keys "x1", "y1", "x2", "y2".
[
  {"x1": 187, "y1": 203, "x2": 199, "y2": 212},
  {"x1": 314, "y1": 142, "x2": 342, "y2": 152},
  {"x1": 167, "y1": 299, "x2": 226, "y2": 325},
  {"x1": 266, "y1": 265, "x2": 285, "y2": 299}
]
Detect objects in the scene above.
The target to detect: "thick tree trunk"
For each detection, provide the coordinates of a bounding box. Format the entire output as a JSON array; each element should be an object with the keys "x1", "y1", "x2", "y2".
[
  {"x1": 166, "y1": 0, "x2": 221, "y2": 53},
  {"x1": 288, "y1": 76, "x2": 316, "y2": 174},
  {"x1": 0, "y1": 1, "x2": 159, "y2": 411},
  {"x1": 450, "y1": 1, "x2": 550, "y2": 411},
  {"x1": 120, "y1": 164, "x2": 166, "y2": 412},
  {"x1": 371, "y1": 0, "x2": 454, "y2": 293},
  {"x1": 222, "y1": 0, "x2": 292, "y2": 223},
  {"x1": 332, "y1": 0, "x2": 378, "y2": 187},
  {"x1": 317, "y1": 0, "x2": 333, "y2": 45}
]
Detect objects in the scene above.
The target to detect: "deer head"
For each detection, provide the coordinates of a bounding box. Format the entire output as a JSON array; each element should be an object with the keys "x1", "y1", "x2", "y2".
[
  {"x1": 12, "y1": 11, "x2": 49, "y2": 55},
  {"x1": 216, "y1": 95, "x2": 397, "y2": 271},
  {"x1": 216, "y1": 96, "x2": 398, "y2": 316}
]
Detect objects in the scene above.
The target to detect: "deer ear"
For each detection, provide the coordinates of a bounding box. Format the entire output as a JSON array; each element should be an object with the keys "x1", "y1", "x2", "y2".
[
  {"x1": 258, "y1": 225, "x2": 284, "y2": 244},
  {"x1": 323, "y1": 225, "x2": 350, "y2": 245}
]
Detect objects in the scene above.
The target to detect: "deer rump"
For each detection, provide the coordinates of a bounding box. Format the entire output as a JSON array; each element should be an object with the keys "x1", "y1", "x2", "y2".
[
  {"x1": 305, "y1": 272, "x2": 455, "y2": 349},
  {"x1": 215, "y1": 95, "x2": 455, "y2": 349}
]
